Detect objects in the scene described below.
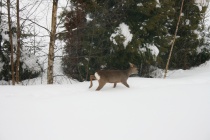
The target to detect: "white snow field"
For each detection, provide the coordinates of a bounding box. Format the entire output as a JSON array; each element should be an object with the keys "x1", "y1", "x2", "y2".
[{"x1": 0, "y1": 61, "x2": 210, "y2": 140}]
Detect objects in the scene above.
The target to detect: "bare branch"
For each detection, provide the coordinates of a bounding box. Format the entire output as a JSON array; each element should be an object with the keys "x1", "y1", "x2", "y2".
[{"x1": 20, "y1": 17, "x2": 50, "y2": 33}]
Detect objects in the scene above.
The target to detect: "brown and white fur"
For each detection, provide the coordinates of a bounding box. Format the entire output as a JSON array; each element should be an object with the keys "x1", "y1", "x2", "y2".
[{"x1": 89, "y1": 63, "x2": 138, "y2": 91}]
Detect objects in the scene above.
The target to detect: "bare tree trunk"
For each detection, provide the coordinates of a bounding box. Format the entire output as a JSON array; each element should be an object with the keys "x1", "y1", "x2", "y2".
[
  {"x1": 16, "y1": 0, "x2": 21, "y2": 83},
  {"x1": 47, "y1": 0, "x2": 58, "y2": 84},
  {"x1": 7, "y1": 0, "x2": 15, "y2": 85},
  {"x1": 164, "y1": 0, "x2": 185, "y2": 79}
]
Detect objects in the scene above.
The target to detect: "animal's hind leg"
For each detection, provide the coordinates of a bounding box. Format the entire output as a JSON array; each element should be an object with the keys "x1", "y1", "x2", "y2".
[
  {"x1": 89, "y1": 75, "x2": 95, "y2": 88},
  {"x1": 96, "y1": 81, "x2": 106, "y2": 91}
]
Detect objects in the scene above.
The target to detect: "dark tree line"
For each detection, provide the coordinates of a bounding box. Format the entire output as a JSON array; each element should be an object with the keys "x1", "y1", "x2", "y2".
[{"x1": 60, "y1": 0, "x2": 210, "y2": 81}]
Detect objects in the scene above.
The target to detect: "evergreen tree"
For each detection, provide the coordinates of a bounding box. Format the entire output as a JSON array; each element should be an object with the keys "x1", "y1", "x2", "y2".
[
  {"x1": 61, "y1": 0, "x2": 125, "y2": 81},
  {"x1": 167, "y1": 0, "x2": 208, "y2": 69}
]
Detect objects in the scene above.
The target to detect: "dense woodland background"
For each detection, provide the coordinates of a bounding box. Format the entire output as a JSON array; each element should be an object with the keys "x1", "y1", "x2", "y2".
[{"x1": 0, "y1": 0, "x2": 210, "y2": 84}]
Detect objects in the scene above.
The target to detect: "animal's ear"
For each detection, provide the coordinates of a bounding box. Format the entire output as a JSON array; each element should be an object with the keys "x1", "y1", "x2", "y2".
[{"x1": 129, "y1": 62, "x2": 134, "y2": 67}]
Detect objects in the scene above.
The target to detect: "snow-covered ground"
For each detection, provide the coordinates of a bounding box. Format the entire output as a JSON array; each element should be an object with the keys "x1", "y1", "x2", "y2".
[{"x1": 0, "y1": 61, "x2": 210, "y2": 140}]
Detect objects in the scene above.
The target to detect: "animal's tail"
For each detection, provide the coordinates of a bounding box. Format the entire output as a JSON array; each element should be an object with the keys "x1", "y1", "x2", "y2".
[{"x1": 89, "y1": 75, "x2": 96, "y2": 88}]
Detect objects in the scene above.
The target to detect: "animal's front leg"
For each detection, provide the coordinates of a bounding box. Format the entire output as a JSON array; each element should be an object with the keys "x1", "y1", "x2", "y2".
[{"x1": 113, "y1": 83, "x2": 117, "y2": 88}]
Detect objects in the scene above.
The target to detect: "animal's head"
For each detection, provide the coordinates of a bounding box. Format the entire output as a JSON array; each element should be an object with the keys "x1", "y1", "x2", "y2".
[{"x1": 129, "y1": 62, "x2": 138, "y2": 75}]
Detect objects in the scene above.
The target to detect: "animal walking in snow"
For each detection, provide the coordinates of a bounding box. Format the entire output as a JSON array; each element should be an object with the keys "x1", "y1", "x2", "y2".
[{"x1": 89, "y1": 63, "x2": 138, "y2": 91}]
